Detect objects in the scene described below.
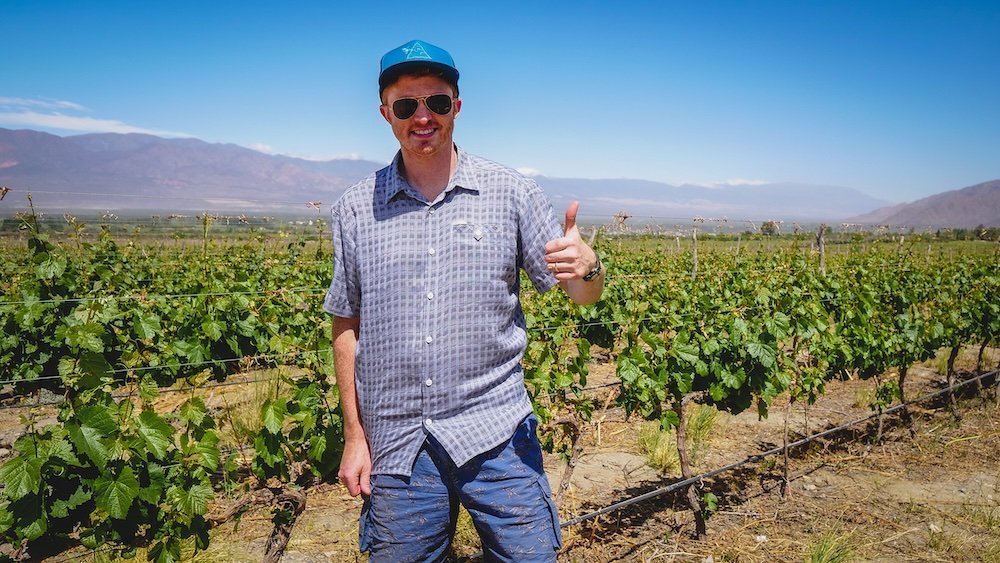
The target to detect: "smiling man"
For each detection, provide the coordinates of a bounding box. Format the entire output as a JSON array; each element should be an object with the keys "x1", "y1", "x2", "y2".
[{"x1": 324, "y1": 39, "x2": 604, "y2": 562}]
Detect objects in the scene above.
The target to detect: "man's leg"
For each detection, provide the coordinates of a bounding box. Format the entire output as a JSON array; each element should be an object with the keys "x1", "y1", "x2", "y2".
[
  {"x1": 361, "y1": 442, "x2": 459, "y2": 562},
  {"x1": 449, "y1": 415, "x2": 562, "y2": 563}
]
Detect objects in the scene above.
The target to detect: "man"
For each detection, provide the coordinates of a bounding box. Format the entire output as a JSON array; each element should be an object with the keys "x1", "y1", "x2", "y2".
[{"x1": 324, "y1": 39, "x2": 604, "y2": 562}]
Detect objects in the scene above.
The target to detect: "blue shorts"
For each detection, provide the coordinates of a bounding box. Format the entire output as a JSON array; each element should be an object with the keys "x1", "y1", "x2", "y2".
[{"x1": 359, "y1": 415, "x2": 562, "y2": 562}]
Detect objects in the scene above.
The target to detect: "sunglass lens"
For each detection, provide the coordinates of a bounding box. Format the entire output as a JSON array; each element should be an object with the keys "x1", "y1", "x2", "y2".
[
  {"x1": 426, "y1": 94, "x2": 452, "y2": 115},
  {"x1": 392, "y1": 99, "x2": 419, "y2": 119}
]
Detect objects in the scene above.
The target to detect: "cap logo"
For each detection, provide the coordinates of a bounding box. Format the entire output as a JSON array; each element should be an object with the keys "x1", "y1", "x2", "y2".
[{"x1": 403, "y1": 42, "x2": 432, "y2": 61}]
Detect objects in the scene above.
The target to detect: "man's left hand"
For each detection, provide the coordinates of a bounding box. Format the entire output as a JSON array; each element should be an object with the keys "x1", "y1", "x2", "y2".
[{"x1": 544, "y1": 201, "x2": 598, "y2": 281}]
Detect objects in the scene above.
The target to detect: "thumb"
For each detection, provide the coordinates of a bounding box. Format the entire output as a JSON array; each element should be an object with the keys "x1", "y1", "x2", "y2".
[{"x1": 563, "y1": 201, "x2": 580, "y2": 236}]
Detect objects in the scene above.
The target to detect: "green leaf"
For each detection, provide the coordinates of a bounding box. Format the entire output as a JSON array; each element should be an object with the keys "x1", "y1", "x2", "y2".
[
  {"x1": 77, "y1": 351, "x2": 113, "y2": 389},
  {"x1": 179, "y1": 397, "x2": 208, "y2": 428},
  {"x1": 41, "y1": 435, "x2": 80, "y2": 465},
  {"x1": 702, "y1": 491, "x2": 719, "y2": 516},
  {"x1": 0, "y1": 455, "x2": 43, "y2": 500},
  {"x1": 746, "y1": 341, "x2": 776, "y2": 369},
  {"x1": 139, "y1": 375, "x2": 160, "y2": 403},
  {"x1": 137, "y1": 410, "x2": 174, "y2": 460},
  {"x1": 94, "y1": 466, "x2": 139, "y2": 519},
  {"x1": 36, "y1": 254, "x2": 66, "y2": 280},
  {"x1": 64, "y1": 322, "x2": 105, "y2": 353},
  {"x1": 192, "y1": 431, "x2": 221, "y2": 471},
  {"x1": 167, "y1": 483, "x2": 213, "y2": 518},
  {"x1": 659, "y1": 410, "x2": 680, "y2": 430},
  {"x1": 308, "y1": 433, "x2": 327, "y2": 463},
  {"x1": 9, "y1": 494, "x2": 47, "y2": 540},
  {"x1": 672, "y1": 342, "x2": 700, "y2": 365},
  {"x1": 135, "y1": 313, "x2": 161, "y2": 340},
  {"x1": 617, "y1": 356, "x2": 641, "y2": 384},
  {"x1": 67, "y1": 405, "x2": 117, "y2": 469},
  {"x1": 150, "y1": 536, "x2": 182, "y2": 563},
  {"x1": 261, "y1": 399, "x2": 287, "y2": 435},
  {"x1": 201, "y1": 319, "x2": 224, "y2": 341},
  {"x1": 0, "y1": 501, "x2": 12, "y2": 535},
  {"x1": 137, "y1": 463, "x2": 166, "y2": 505},
  {"x1": 50, "y1": 484, "x2": 91, "y2": 518}
]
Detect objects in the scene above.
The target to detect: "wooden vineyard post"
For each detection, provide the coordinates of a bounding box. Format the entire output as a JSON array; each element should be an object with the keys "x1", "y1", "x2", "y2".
[
  {"x1": 673, "y1": 400, "x2": 707, "y2": 538},
  {"x1": 781, "y1": 401, "x2": 791, "y2": 498},
  {"x1": 816, "y1": 223, "x2": 827, "y2": 276},
  {"x1": 946, "y1": 345, "x2": 962, "y2": 419},
  {"x1": 692, "y1": 217, "x2": 704, "y2": 281},
  {"x1": 897, "y1": 366, "x2": 915, "y2": 437},
  {"x1": 553, "y1": 417, "x2": 586, "y2": 507},
  {"x1": 263, "y1": 488, "x2": 308, "y2": 563},
  {"x1": 691, "y1": 225, "x2": 699, "y2": 281}
]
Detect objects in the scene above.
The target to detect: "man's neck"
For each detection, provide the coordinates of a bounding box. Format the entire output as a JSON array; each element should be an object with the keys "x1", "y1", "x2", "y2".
[{"x1": 399, "y1": 146, "x2": 458, "y2": 202}]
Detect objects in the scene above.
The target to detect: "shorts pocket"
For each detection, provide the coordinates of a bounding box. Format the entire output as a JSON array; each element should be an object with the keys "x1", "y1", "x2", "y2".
[
  {"x1": 358, "y1": 496, "x2": 372, "y2": 552},
  {"x1": 536, "y1": 476, "x2": 563, "y2": 549}
]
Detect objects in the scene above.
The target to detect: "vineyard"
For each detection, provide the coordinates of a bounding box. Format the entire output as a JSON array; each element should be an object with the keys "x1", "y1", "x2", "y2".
[{"x1": 1, "y1": 201, "x2": 999, "y2": 562}]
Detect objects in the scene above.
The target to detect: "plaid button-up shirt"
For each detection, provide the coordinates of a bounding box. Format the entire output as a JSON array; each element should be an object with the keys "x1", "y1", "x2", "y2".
[{"x1": 324, "y1": 147, "x2": 561, "y2": 476}]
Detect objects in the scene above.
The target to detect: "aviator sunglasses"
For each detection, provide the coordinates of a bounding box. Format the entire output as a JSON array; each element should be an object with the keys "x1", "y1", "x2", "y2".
[{"x1": 387, "y1": 94, "x2": 454, "y2": 119}]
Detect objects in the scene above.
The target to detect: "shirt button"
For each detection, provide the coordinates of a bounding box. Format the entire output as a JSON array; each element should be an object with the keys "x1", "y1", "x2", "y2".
[
  {"x1": 426, "y1": 291, "x2": 434, "y2": 300},
  {"x1": 425, "y1": 378, "x2": 433, "y2": 387},
  {"x1": 425, "y1": 335, "x2": 433, "y2": 344},
  {"x1": 428, "y1": 208, "x2": 436, "y2": 214},
  {"x1": 425, "y1": 418, "x2": 433, "y2": 426},
  {"x1": 428, "y1": 248, "x2": 436, "y2": 255}
]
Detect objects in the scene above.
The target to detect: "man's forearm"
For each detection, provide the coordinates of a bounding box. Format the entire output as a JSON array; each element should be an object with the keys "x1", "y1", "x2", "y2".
[
  {"x1": 332, "y1": 315, "x2": 364, "y2": 441},
  {"x1": 561, "y1": 270, "x2": 605, "y2": 305}
]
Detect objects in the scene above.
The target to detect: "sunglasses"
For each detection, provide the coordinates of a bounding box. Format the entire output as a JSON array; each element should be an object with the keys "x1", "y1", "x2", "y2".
[{"x1": 388, "y1": 94, "x2": 454, "y2": 119}]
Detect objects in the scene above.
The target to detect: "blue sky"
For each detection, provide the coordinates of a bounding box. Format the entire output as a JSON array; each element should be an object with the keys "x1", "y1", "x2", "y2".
[{"x1": 2, "y1": 0, "x2": 998, "y2": 203}]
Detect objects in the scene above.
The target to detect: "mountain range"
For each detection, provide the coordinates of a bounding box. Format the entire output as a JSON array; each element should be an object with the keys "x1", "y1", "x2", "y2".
[{"x1": 1, "y1": 128, "x2": 996, "y2": 227}]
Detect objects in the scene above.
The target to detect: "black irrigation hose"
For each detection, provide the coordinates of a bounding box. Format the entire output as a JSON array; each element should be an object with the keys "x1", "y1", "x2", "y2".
[{"x1": 558, "y1": 367, "x2": 1000, "y2": 529}]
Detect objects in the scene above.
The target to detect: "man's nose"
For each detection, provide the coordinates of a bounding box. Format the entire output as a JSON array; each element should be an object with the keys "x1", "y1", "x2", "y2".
[{"x1": 412, "y1": 101, "x2": 434, "y2": 120}]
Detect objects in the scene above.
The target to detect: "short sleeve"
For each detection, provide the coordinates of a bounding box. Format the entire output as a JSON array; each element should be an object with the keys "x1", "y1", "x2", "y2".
[
  {"x1": 323, "y1": 198, "x2": 361, "y2": 317},
  {"x1": 517, "y1": 181, "x2": 562, "y2": 293}
]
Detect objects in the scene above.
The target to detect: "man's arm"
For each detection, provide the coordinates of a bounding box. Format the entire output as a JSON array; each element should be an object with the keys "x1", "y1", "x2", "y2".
[
  {"x1": 333, "y1": 315, "x2": 371, "y2": 497},
  {"x1": 545, "y1": 201, "x2": 605, "y2": 305}
]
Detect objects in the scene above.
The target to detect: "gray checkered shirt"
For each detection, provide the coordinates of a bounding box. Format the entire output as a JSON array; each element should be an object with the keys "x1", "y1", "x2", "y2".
[{"x1": 323, "y1": 147, "x2": 562, "y2": 476}]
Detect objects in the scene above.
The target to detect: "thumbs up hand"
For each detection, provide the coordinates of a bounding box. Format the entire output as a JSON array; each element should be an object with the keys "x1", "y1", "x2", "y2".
[{"x1": 544, "y1": 201, "x2": 598, "y2": 281}]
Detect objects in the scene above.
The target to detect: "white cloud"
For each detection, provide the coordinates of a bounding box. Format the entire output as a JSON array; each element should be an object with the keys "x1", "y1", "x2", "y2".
[
  {"x1": 0, "y1": 110, "x2": 190, "y2": 137},
  {"x1": 516, "y1": 167, "x2": 543, "y2": 177},
  {"x1": 262, "y1": 149, "x2": 376, "y2": 162},
  {"x1": 0, "y1": 97, "x2": 87, "y2": 111},
  {"x1": 0, "y1": 97, "x2": 191, "y2": 138},
  {"x1": 680, "y1": 178, "x2": 771, "y2": 188},
  {"x1": 717, "y1": 178, "x2": 769, "y2": 186},
  {"x1": 249, "y1": 143, "x2": 275, "y2": 154},
  {"x1": 587, "y1": 196, "x2": 738, "y2": 211}
]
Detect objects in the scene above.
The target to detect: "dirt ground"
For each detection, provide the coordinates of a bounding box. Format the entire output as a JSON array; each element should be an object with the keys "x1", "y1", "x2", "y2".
[{"x1": 14, "y1": 350, "x2": 1000, "y2": 562}]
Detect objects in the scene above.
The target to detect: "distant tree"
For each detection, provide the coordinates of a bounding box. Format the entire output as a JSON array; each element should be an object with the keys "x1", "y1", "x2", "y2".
[{"x1": 761, "y1": 220, "x2": 780, "y2": 236}]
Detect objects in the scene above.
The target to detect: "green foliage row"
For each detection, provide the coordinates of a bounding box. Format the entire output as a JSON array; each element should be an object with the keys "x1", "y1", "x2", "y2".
[
  {"x1": 0, "y1": 213, "x2": 997, "y2": 559},
  {"x1": 0, "y1": 213, "x2": 343, "y2": 562}
]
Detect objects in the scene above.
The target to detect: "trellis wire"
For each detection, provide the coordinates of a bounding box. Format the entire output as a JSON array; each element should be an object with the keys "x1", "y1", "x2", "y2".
[{"x1": 557, "y1": 367, "x2": 1000, "y2": 529}]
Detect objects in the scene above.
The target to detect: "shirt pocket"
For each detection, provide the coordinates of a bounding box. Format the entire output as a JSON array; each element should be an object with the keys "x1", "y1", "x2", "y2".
[{"x1": 448, "y1": 222, "x2": 515, "y2": 283}]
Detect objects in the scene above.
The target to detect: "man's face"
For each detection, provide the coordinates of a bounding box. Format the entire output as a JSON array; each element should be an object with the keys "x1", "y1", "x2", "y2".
[{"x1": 380, "y1": 74, "x2": 461, "y2": 160}]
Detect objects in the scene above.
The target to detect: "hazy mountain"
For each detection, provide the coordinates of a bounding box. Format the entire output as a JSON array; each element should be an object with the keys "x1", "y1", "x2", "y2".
[
  {"x1": 0, "y1": 128, "x2": 384, "y2": 212},
  {"x1": 0, "y1": 128, "x2": 898, "y2": 221},
  {"x1": 534, "y1": 177, "x2": 891, "y2": 222},
  {"x1": 847, "y1": 180, "x2": 1000, "y2": 228}
]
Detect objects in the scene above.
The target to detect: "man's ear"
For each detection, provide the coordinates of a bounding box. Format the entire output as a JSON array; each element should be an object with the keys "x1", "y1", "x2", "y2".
[
  {"x1": 379, "y1": 104, "x2": 392, "y2": 124},
  {"x1": 453, "y1": 98, "x2": 462, "y2": 118}
]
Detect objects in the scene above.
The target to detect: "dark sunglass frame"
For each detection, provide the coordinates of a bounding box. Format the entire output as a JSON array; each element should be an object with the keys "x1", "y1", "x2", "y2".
[{"x1": 388, "y1": 94, "x2": 453, "y2": 119}]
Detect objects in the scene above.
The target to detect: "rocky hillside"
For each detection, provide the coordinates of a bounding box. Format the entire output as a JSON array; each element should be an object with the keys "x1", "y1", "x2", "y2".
[{"x1": 848, "y1": 180, "x2": 1000, "y2": 228}]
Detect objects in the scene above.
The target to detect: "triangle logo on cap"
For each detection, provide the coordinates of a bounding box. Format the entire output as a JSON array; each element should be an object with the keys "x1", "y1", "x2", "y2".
[{"x1": 403, "y1": 42, "x2": 432, "y2": 61}]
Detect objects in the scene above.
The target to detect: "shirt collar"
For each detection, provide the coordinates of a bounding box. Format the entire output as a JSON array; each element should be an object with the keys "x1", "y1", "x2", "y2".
[{"x1": 380, "y1": 145, "x2": 481, "y2": 205}]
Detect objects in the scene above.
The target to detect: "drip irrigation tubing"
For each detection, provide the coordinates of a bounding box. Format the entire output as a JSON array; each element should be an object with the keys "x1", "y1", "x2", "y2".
[{"x1": 557, "y1": 367, "x2": 999, "y2": 530}]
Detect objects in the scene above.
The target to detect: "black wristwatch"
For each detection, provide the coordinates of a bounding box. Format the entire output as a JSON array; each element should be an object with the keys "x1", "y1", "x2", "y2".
[{"x1": 582, "y1": 255, "x2": 603, "y2": 282}]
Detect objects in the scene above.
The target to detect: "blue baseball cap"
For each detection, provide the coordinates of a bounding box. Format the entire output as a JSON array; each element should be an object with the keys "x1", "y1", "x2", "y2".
[{"x1": 379, "y1": 39, "x2": 459, "y2": 96}]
